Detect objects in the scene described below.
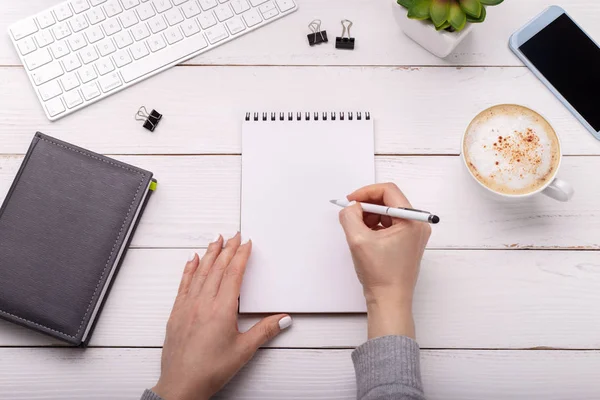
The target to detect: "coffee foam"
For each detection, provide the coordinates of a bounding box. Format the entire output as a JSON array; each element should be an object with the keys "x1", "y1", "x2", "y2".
[{"x1": 463, "y1": 105, "x2": 560, "y2": 195}]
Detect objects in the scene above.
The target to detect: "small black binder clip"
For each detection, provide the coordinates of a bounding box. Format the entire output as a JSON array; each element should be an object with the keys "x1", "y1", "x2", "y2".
[
  {"x1": 336, "y1": 19, "x2": 355, "y2": 50},
  {"x1": 307, "y1": 19, "x2": 328, "y2": 46},
  {"x1": 135, "y1": 106, "x2": 162, "y2": 132}
]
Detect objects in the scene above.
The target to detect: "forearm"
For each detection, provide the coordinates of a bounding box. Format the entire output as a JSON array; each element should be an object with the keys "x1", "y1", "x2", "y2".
[{"x1": 352, "y1": 335, "x2": 425, "y2": 400}]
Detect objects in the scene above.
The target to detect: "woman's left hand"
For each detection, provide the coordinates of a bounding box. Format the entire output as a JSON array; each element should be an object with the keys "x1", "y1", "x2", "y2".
[{"x1": 152, "y1": 233, "x2": 292, "y2": 400}]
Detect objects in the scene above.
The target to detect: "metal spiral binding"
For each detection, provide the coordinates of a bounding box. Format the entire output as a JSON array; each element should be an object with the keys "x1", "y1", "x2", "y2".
[{"x1": 245, "y1": 112, "x2": 371, "y2": 121}]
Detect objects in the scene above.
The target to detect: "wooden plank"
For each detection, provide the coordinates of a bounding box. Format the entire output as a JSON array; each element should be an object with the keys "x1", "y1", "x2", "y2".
[
  {"x1": 1, "y1": 155, "x2": 597, "y2": 249},
  {"x1": 1, "y1": 249, "x2": 600, "y2": 349},
  {"x1": 1, "y1": 0, "x2": 599, "y2": 67},
  {"x1": 0, "y1": 347, "x2": 600, "y2": 399},
  {"x1": 1, "y1": 66, "x2": 599, "y2": 156}
]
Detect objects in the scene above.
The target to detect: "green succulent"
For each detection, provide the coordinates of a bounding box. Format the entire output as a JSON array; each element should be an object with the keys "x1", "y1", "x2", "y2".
[{"x1": 397, "y1": 0, "x2": 504, "y2": 32}]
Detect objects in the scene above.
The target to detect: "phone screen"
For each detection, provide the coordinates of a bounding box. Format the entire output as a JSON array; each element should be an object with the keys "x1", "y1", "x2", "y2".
[{"x1": 519, "y1": 13, "x2": 600, "y2": 131}]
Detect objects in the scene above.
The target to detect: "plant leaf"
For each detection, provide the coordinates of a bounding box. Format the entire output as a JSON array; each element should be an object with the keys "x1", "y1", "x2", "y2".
[
  {"x1": 430, "y1": 0, "x2": 450, "y2": 27},
  {"x1": 397, "y1": 0, "x2": 415, "y2": 9},
  {"x1": 458, "y1": 0, "x2": 481, "y2": 18},
  {"x1": 436, "y1": 21, "x2": 452, "y2": 31},
  {"x1": 466, "y1": 4, "x2": 486, "y2": 22},
  {"x1": 479, "y1": 0, "x2": 503, "y2": 5},
  {"x1": 448, "y1": 0, "x2": 467, "y2": 31},
  {"x1": 407, "y1": 0, "x2": 432, "y2": 20}
]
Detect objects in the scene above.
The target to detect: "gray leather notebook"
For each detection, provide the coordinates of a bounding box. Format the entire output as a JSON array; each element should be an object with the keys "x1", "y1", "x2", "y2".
[{"x1": 0, "y1": 133, "x2": 156, "y2": 346}]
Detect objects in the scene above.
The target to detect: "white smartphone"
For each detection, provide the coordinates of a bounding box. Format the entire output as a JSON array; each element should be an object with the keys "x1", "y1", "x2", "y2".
[{"x1": 509, "y1": 6, "x2": 600, "y2": 141}]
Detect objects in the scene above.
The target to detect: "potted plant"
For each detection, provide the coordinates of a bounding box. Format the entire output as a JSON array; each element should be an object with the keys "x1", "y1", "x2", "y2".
[{"x1": 393, "y1": 0, "x2": 504, "y2": 58}]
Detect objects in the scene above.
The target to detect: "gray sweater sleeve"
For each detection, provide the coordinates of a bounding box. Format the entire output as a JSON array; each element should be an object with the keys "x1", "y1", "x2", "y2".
[
  {"x1": 140, "y1": 389, "x2": 164, "y2": 400},
  {"x1": 351, "y1": 335, "x2": 425, "y2": 400}
]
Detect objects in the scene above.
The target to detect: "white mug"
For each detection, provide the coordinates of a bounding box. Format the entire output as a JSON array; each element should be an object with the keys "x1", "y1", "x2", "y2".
[{"x1": 461, "y1": 104, "x2": 574, "y2": 202}]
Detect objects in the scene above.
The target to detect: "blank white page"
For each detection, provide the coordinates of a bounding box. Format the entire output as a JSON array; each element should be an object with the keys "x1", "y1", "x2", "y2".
[{"x1": 240, "y1": 115, "x2": 374, "y2": 313}]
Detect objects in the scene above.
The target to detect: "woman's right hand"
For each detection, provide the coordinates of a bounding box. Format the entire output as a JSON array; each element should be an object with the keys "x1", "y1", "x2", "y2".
[{"x1": 338, "y1": 183, "x2": 431, "y2": 340}]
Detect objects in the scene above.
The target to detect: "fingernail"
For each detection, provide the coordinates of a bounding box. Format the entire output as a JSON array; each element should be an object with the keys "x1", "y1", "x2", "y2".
[
  {"x1": 187, "y1": 252, "x2": 196, "y2": 262},
  {"x1": 241, "y1": 236, "x2": 251, "y2": 245},
  {"x1": 348, "y1": 201, "x2": 356, "y2": 206},
  {"x1": 213, "y1": 234, "x2": 221, "y2": 243},
  {"x1": 278, "y1": 316, "x2": 293, "y2": 330}
]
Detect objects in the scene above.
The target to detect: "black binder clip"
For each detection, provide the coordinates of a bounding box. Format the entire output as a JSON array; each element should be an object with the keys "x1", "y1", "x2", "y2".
[
  {"x1": 336, "y1": 19, "x2": 355, "y2": 50},
  {"x1": 135, "y1": 106, "x2": 162, "y2": 132},
  {"x1": 307, "y1": 19, "x2": 328, "y2": 46}
]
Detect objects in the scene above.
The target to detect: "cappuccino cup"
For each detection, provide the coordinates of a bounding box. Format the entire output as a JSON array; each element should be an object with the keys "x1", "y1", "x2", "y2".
[{"x1": 461, "y1": 104, "x2": 574, "y2": 202}]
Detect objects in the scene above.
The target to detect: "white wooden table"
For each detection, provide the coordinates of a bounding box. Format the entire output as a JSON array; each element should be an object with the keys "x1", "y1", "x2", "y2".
[{"x1": 1, "y1": 0, "x2": 600, "y2": 398}]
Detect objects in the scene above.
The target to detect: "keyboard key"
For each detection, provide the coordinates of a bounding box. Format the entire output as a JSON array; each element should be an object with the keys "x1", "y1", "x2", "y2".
[
  {"x1": 10, "y1": 19, "x2": 38, "y2": 41},
  {"x1": 52, "y1": 22, "x2": 72, "y2": 40},
  {"x1": 85, "y1": 25, "x2": 104, "y2": 43},
  {"x1": 17, "y1": 37, "x2": 37, "y2": 56},
  {"x1": 259, "y1": 1, "x2": 278, "y2": 19},
  {"x1": 37, "y1": 12, "x2": 56, "y2": 29},
  {"x1": 130, "y1": 42, "x2": 150, "y2": 59},
  {"x1": 71, "y1": 0, "x2": 91, "y2": 13},
  {"x1": 249, "y1": 0, "x2": 268, "y2": 6},
  {"x1": 102, "y1": 19, "x2": 122, "y2": 35},
  {"x1": 214, "y1": 4, "x2": 233, "y2": 21},
  {"x1": 35, "y1": 30, "x2": 55, "y2": 47},
  {"x1": 90, "y1": 0, "x2": 107, "y2": 5},
  {"x1": 121, "y1": 32, "x2": 207, "y2": 82},
  {"x1": 67, "y1": 33, "x2": 87, "y2": 51},
  {"x1": 226, "y1": 17, "x2": 245, "y2": 34},
  {"x1": 62, "y1": 53, "x2": 82, "y2": 71},
  {"x1": 119, "y1": 10, "x2": 139, "y2": 28},
  {"x1": 115, "y1": 31, "x2": 134, "y2": 48},
  {"x1": 64, "y1": 90, "x2": 83, "y2": 108},
  {"x1": 182, "y1": 1, "x2": 201, "y2": 18},
  {"x1": 198, "y1": 0, "x2": 217, "y2": 10},
  {"x1": 39, "y1": 80, "x2": 63, "y2": 100},
  {"x1": 164, "y1": 8, "x2": 184, "y2": 25},
  {"x1": 97, "y1": 37, "x2": 116, "y2": 56},
  {"x1": 86, "y1": 7, "x2": 106, "y2": 24},
  {"x1": 31, "y1": 61, "x2": 64, "y2": 85},
  {"x1": 230, "y1": 0, "x2": 249, "y2": 14},
  {"x1": 137, "y1": 3, "x2": 156, "y2": 20},
  {"x1": 45, "y1": 97, "x2": 66, "y2": 117},
  {"x1": 147, "y1": 34, "x2": 167, "y2": 52},
  {"x1": 79, "y1": 47, "x2": 99, "y2": 64},
  {"x1": 70, "y1": 15, "x2": 89, "y2": 32},
  {"x1": 78, "y1": 64, "x2": 97, "y2": 82},
  {"x1": 275, "y1": 0, "x2": 294, "y2": 12},
  {"x1": 198, "y1": 12, "x2": 216, "y2": 29},
  {"x1": 113, "y1": 49, "x2": 132, "y2": 66},
  {"x1": 50, "y1": 40, "x2": 70, "y2": 58},
  {"x1": 95, "y1": 58, "x2": 115, "y2": 75},
  {"x1": 131, "y1": 24, "x2": 151, "y2": 41},
  {"x1": 122, "y1": 0, "x2": 140, "y2": 9},
  {"x1": 205, "y1": 24, "x2": 228, "y2": 44},
  {"x1": 54, "y1": 4, "x2": 74, "y2": 21},
  {"x1": 173, "y1": 0, "x2": 188, "y2": 4},
  {"x1": 148, "y1": 15, "x2": 168, "y2": 33},
  {"x1": 242, "y1": 8, "x2": 261, "y2": 27},
  {"x1": 104, "y1": 0, "x2": 123, "y2": 17},
  {"x1": 165, "y1": 27, "x2": 183, "y2": 44},
  {"x1": 99, "y1": 71, "x2": 122, "y2": 92},
  {"x1": 153, "y1": 0, "x2": 173, "y2": 13},
  {"x1": 24, "y1": 48, "x2": 52, "y2": 70},
  {"x1": 61, "y1": 72, "x2": 80, "y2": 91},
  {"x1": 181, "y1": 19, "x2": 200, "y2": 37},
  {"x1": 82, "y1": 82, "x2": 101, "y2": 100}
]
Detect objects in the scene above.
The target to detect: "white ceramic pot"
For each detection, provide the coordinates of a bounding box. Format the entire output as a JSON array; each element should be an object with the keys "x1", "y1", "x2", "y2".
[{"x1": 392, "y1": 1, "x2": 474, "y2": 58}]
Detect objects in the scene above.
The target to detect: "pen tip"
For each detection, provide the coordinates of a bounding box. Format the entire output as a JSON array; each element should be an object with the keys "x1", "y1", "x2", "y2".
[
  {"x1": 329, "y1": 200, "x2": 337, "y2": 204},
  {"x1": 430, "y1": 215, "x2": 440, "y2": 224}
]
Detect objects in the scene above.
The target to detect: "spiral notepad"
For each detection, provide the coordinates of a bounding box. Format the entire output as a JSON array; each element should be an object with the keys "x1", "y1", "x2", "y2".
[{"x1": 240, "y1": 112, "x2": 374, "y2": 313}]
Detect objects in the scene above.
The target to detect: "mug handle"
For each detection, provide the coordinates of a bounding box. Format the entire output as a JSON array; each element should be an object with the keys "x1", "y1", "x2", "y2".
[{"x1": 542, "y1": 178, "x2": 574, "y2": 202}]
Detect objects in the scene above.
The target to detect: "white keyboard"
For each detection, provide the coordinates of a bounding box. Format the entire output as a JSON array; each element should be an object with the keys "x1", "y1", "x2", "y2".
[{"x1": 8, "y1": 0, "x2": 297, "y2": 121}]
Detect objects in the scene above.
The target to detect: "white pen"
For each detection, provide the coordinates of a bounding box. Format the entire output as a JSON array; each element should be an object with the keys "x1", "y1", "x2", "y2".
[{"x1": 330, "y1": 199, "x2": 440, "y2": 224}]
